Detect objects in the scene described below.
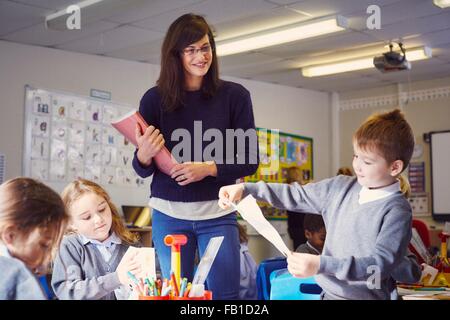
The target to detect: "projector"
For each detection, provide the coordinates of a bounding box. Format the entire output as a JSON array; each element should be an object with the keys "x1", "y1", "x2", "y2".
[{"x1": 373, "y1": 44, "x2": 411, "y2": 73}]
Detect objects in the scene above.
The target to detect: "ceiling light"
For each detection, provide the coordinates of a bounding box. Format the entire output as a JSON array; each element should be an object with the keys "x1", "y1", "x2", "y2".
[
  {"x1": 301, "y1": 46, "x2": 432, "y2": 77},
  {"x1": 216, "y1": 16, "x2": 348, "y2": 57},
  {"x1": 433, "y1": 0, "x2": 450, "y2": 8}
]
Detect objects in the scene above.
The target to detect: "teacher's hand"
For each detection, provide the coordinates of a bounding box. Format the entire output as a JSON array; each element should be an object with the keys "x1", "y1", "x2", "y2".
[
  {"x1": 170, "y1": 161, "x2": 217, "y2": 186},
  {"x1": 135, "y1": 124, "x2": 165, "y2": 167}
]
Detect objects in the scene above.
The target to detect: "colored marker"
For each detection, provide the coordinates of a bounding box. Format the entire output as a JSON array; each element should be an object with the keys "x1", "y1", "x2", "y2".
[
  {"x1": 127, "y1": 272, "x2": 142, "y2": 295},
  {"x1": 179, "y1": 277, "x2": 188, "y2": 297},
  {"x1": 184, "y1": 283, "x2": 192, "y2": 297},
  {"x1": 156, "y1": 279, "x2": 162, "y2": 296},
  {"x1": 415, "y1": 287, "x2": 447, "y2": 291},
  {"x1": 170, "y1": 272, "x2": 179, "y2": 297},
  {"x1": 127, "y1": 271, "x2": 139, "y2": 285}
]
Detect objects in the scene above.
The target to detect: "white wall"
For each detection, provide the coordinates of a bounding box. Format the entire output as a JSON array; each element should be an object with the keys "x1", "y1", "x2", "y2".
[
  {"x1": 223, "y1": 76, "x2": 332, "y2": 182},
  {"x1": 0, "y1": 40, "x2": 159, "y2": 207},
  {"x1": 0, "y1": 39, "x2": 331, "y2": 262}
]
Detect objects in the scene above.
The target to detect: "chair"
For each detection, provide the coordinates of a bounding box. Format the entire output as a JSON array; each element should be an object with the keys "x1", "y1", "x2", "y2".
[
  {"x1": 38, "y1": 275, "x2": 55, "y2": 300},
  {"x1": 256, "y1": 257, "x2": 287, "y2": 300},
  {"x1": 270, "y1": 268, "x2": 322, "y2": 300}
]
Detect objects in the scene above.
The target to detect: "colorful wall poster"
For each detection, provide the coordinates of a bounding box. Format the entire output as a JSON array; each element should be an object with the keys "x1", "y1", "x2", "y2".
[{"x1": 242, "y1": 128, "x2": 313, "y2": 220}]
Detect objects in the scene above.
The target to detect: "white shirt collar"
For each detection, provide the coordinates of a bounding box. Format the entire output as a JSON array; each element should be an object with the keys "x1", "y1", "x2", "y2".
[
  {"x1": 79, "y1": 232, "x2": 122, "y2": 247},
  {"x1": 0, "y1": 244, "x2": 12, "y2": 258},
  {"x1": 306, "y1": 241, "x2": 321, "y2": 255},
  {"x1": 358, "y1": 180, "x2": 401, "y2": 205}
]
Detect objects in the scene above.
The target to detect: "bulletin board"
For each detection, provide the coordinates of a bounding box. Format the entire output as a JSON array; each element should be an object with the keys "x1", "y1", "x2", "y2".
[
  {"x1": 243, "y1": 128, "x2": 313, "y2": 220},
  {"x1": 22, "y1": 85, "x2": 146, "y2": 190}
]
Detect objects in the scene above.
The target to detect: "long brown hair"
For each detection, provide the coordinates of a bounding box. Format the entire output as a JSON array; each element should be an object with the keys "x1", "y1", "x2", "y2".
[
  {"x1": 61, "y1": 179, "x2": 139, "y2": 244},
  {"x1": 157, "y1": 13, "x2": 221, "y2": 112},
  {"x1": 398, "y1": 174, "x2": 411, "y2": 199},
  {"x1": 0, "y1": 177, "x2": 69, "y2": 264}
]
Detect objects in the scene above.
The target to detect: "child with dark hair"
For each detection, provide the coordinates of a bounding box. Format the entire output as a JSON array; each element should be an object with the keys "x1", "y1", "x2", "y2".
[{"x1": 295, "y1": 214, "x2": 326, "y2": 255}]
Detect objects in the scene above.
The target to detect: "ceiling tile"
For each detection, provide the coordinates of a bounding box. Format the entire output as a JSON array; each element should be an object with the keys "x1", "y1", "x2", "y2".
[
  {"x1": 264, "y1": 0, "x2": 308, "y2": 5},
  {"x1": 106, "y1": 38, "x2": 164, "y2": 64},
  {"x1": 362, "y1": 11, "x2": 450, "y2": 41},
  {"x1": 257, "y1": 31, "x2": 375, "y2": 59},
  {"x1": 2, "y1": 20, "x2": 118, "y2": 46},
  {"x1": 105, "y1": 0, "x2": 203, "y2": 24},
  {"x1": 213, "y1": 6, "x2": 311, "y2": 41},
  {"x1": 288, "y1": 0, "x2": 401, "y2": 18},
  {"x1": 221, "y1": 57, "x2": 296, "y2": 77},
  {"x1": 345, "y1": 0, "x2": 442, "y2": 33},
  {"x1": 13, "y1": 0, "x2": 79, "y2": 10},
  {"x1": 56, "y1": 25, "x2": 163, "y2": 55},
  {"x1": 133, "y1": 0, "x2": 277, "y2": 33},
  {"x1": 0, "y1": 1, "x2": 51, "y2": 36}
]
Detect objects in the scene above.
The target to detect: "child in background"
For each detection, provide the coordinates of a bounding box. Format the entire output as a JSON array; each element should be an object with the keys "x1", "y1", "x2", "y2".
[
  {"x1": 0, "y1": 178, "x2": 68, "y2": 300},
  {"x1": 219, "y1": 109, "x2": 422, "y2": 300},
  {"x1": 398, "y1": 174, "x2": 411, "y2": 199},
  {"x1": 336, "y1": 166, "x2": 353, "y2": 176},
  {"x1": 237, "y1": 222, "x2": 257, "y2": 300},
  {"x1": 295, "y1": 214, "x2": 326, "y2": 255},
  {"x1": 51, "y1": 179, "x2": 142, "y2": 300}
]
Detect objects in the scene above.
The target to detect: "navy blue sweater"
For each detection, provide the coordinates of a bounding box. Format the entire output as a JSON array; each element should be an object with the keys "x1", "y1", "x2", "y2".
[{"x1": 132, "y1": 81, "x2": 259, "y2": 202}]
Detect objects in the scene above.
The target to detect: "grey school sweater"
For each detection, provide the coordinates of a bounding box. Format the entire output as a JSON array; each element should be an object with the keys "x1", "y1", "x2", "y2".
[
  {"x1": 0, "y1": 253, "x2": 47, "y2": 300},
  {"x1": 51, "y1": 234, "x2": 130, "y2": 300},
  {"x1": 243, "y1": 175, "x2": 421, "y2": 300}
]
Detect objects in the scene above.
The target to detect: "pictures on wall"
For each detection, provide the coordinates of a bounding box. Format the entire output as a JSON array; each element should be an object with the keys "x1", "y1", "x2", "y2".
[{"x1": 24, "y1": 86, "x2": 145, "y2": 188}]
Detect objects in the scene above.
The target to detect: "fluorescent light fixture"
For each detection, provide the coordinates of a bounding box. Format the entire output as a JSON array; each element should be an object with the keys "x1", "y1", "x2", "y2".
[
  {"x1": 433, "y1": 0, "x2": 450, "y2": 8},
  {"x1": 302, "y1": 46, "x2": 432, "y2": 77},
  {"x1": 216, "y1": 16, "x2": 348, "y2": 57},
  {"x1": 45, "y1": 0, "x2": 147, "y2": 30}
]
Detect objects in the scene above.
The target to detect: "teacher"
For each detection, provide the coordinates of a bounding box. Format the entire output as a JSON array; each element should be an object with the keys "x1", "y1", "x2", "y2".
[{"x1": 132, "y1": 13, "x2": 258, "y2": 299}]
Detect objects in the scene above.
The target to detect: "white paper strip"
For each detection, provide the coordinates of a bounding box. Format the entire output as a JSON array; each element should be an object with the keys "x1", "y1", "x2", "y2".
[{"x1": 232, "y1": 195, "x2": 290, "y2": 257}]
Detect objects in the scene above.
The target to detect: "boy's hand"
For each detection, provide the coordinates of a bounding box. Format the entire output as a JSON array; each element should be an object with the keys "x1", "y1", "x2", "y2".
[
  {"x1": 286, "y1": 252, "x2": 320, "y2": 278},
  {"x1": 218, "y1": 183, "x2": 245, "y2": 209},
  {"x1": 116, "y1": 251, "x2": 141, "y2": 285}
]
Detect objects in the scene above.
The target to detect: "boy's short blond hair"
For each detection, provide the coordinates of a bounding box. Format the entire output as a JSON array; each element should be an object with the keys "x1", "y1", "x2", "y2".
[{"x1": 353, "y1": 109, "x2": 414, "y2": 173}]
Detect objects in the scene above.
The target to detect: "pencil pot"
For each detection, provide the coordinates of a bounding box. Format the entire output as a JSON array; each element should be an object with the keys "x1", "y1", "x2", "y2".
[
  {"x1": 139, "y1": 295, "x2": 170, "y2": 300},
  {"x1": 171, "y1": 290, "x2": 213, "y2": 300}
]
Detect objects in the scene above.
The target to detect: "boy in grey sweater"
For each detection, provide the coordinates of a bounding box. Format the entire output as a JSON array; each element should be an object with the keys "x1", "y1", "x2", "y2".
[{"x1": 219, "y1": 109, "x2": 421, "y2": 300}]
